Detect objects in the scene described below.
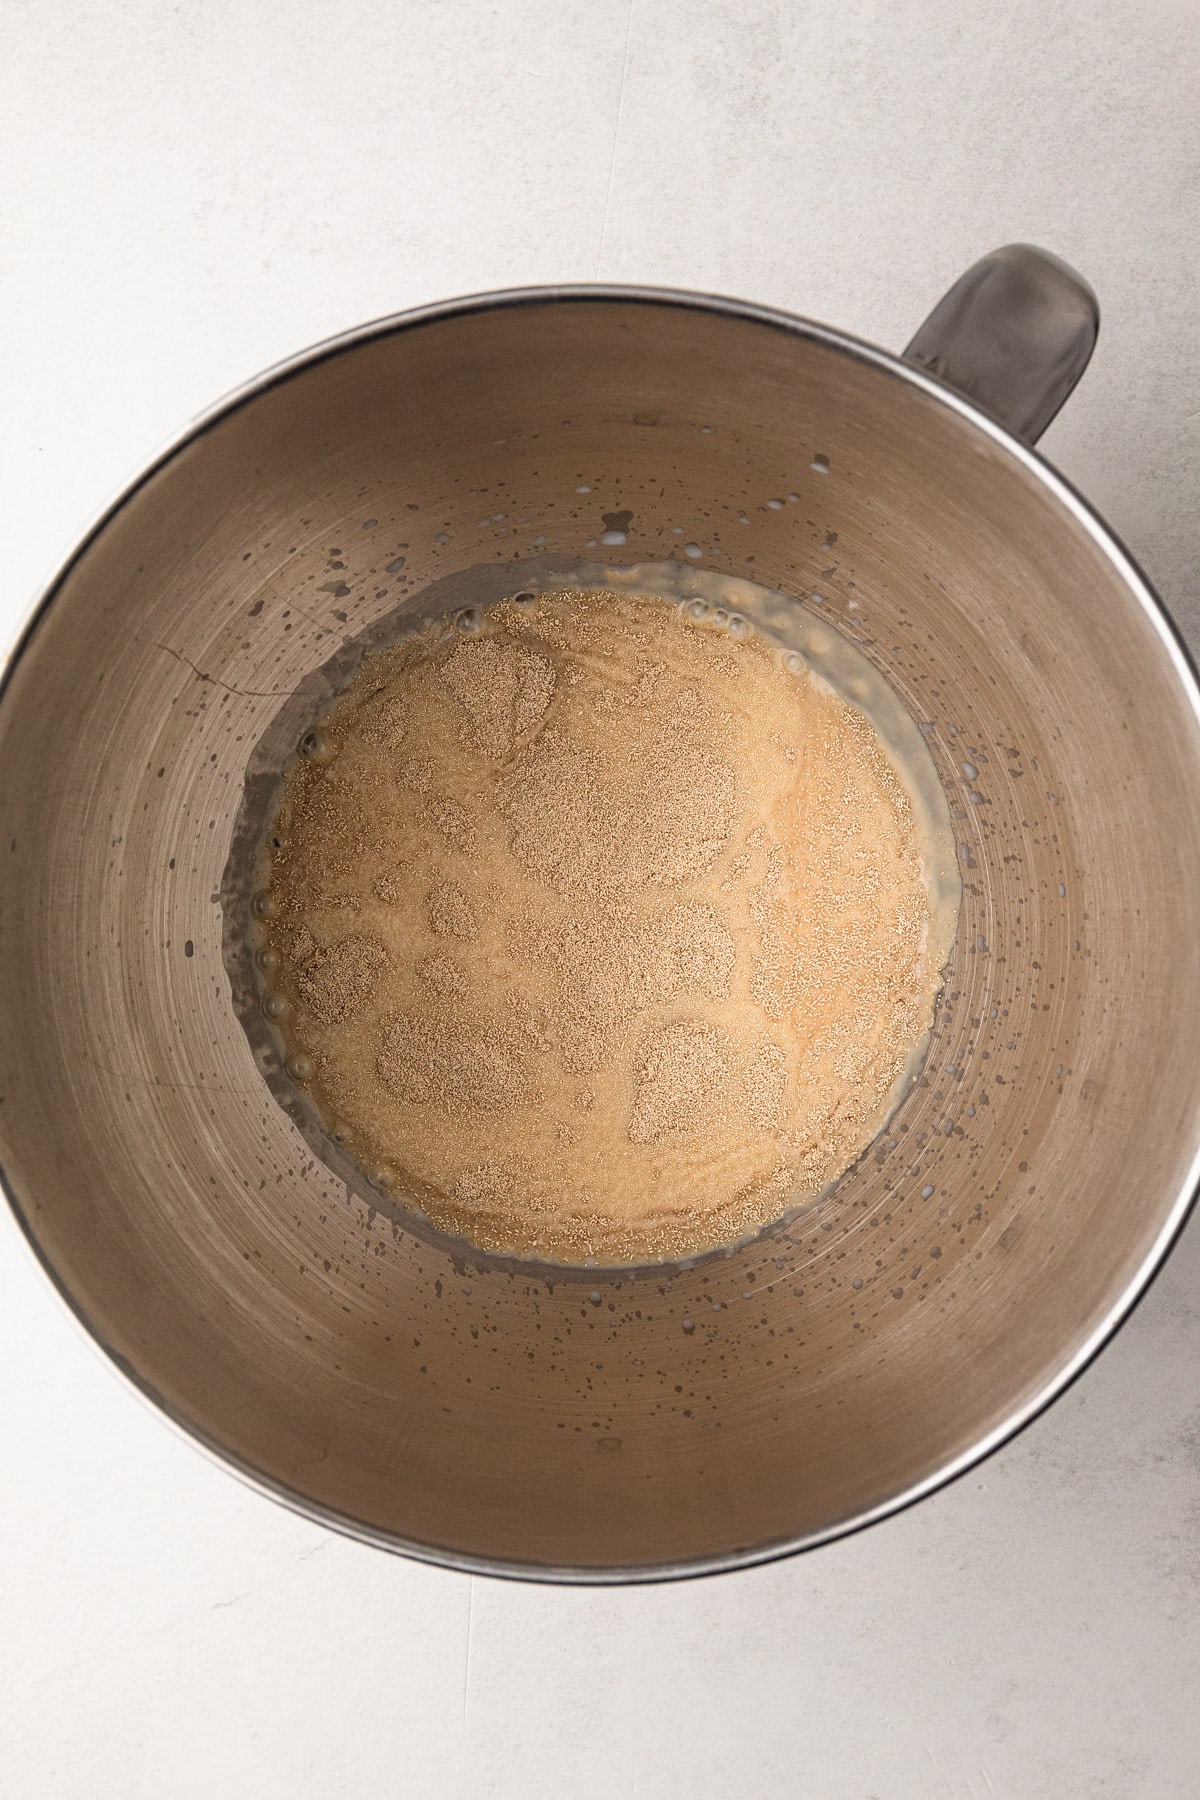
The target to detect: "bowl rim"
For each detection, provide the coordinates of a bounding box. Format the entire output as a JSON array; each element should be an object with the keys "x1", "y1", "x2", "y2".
[{"x1": 3, "y1": 280, "x2": 1200, "y2": 1584}]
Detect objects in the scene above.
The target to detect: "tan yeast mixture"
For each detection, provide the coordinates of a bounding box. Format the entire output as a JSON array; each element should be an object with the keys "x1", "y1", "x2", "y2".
[{"x1": 259, "y1": 588, "x2": 940, "y2": 1262}]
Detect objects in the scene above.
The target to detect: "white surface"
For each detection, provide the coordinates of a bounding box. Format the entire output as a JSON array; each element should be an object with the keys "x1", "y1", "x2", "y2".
[{"x1": 2, "y1": 2, "x2": 1199, "y2": 1795}]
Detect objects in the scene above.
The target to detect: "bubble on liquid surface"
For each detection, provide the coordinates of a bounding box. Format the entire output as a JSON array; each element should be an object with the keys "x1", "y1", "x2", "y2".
[
  {"x1": 455, "y1": 608, "x2": 485, "y2": 634},
  {"x1": 685, "y1": 600, "x2": 709, "y2": 621},
  {"x1": 767, "y1": 498, "x2": 784, "y2": 511},
  {"x1": 263, "y1": 991, "x2": 290, "y2": 1021},
  {"x1": 600, "y1": 529, "x2": 627, "y2": 546},
  {"x1": 811, "y1": 453, "x2": 830, "y2": 473},
  {"x1": 684, "y1": 542, "x2": 703, "y2": 560},
  {"x1": 300, "y1": 726, "x2": 333, "y2": 763}
]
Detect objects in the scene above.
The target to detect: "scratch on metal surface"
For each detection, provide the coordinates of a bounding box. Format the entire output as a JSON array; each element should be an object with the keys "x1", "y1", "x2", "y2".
[
  {"x1": 73, "y1": 1052, "x2": 237, "y2": 1098},
  {"x1": 594, "y1": 0, "x2": 635, "y2": 278},
  {"x1": 149, "y1": 639, "x2": 295, "y2": 699}
]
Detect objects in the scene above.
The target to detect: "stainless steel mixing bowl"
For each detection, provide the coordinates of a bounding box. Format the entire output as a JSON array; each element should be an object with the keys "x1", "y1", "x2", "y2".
[{"x1": 3, "y1": 248, "x2": 1199, "y2": 1580}]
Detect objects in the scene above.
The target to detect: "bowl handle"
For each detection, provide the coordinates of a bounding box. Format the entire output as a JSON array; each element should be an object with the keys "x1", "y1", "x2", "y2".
[{"x1": 903, "y1": 244, "x2": 1099, "y2": 445}]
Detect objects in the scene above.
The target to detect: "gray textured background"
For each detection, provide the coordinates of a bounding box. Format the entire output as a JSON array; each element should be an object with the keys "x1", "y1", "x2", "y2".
[{"x1": 2, "y1": 2, "x2": 1197, "y2": 1794}]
